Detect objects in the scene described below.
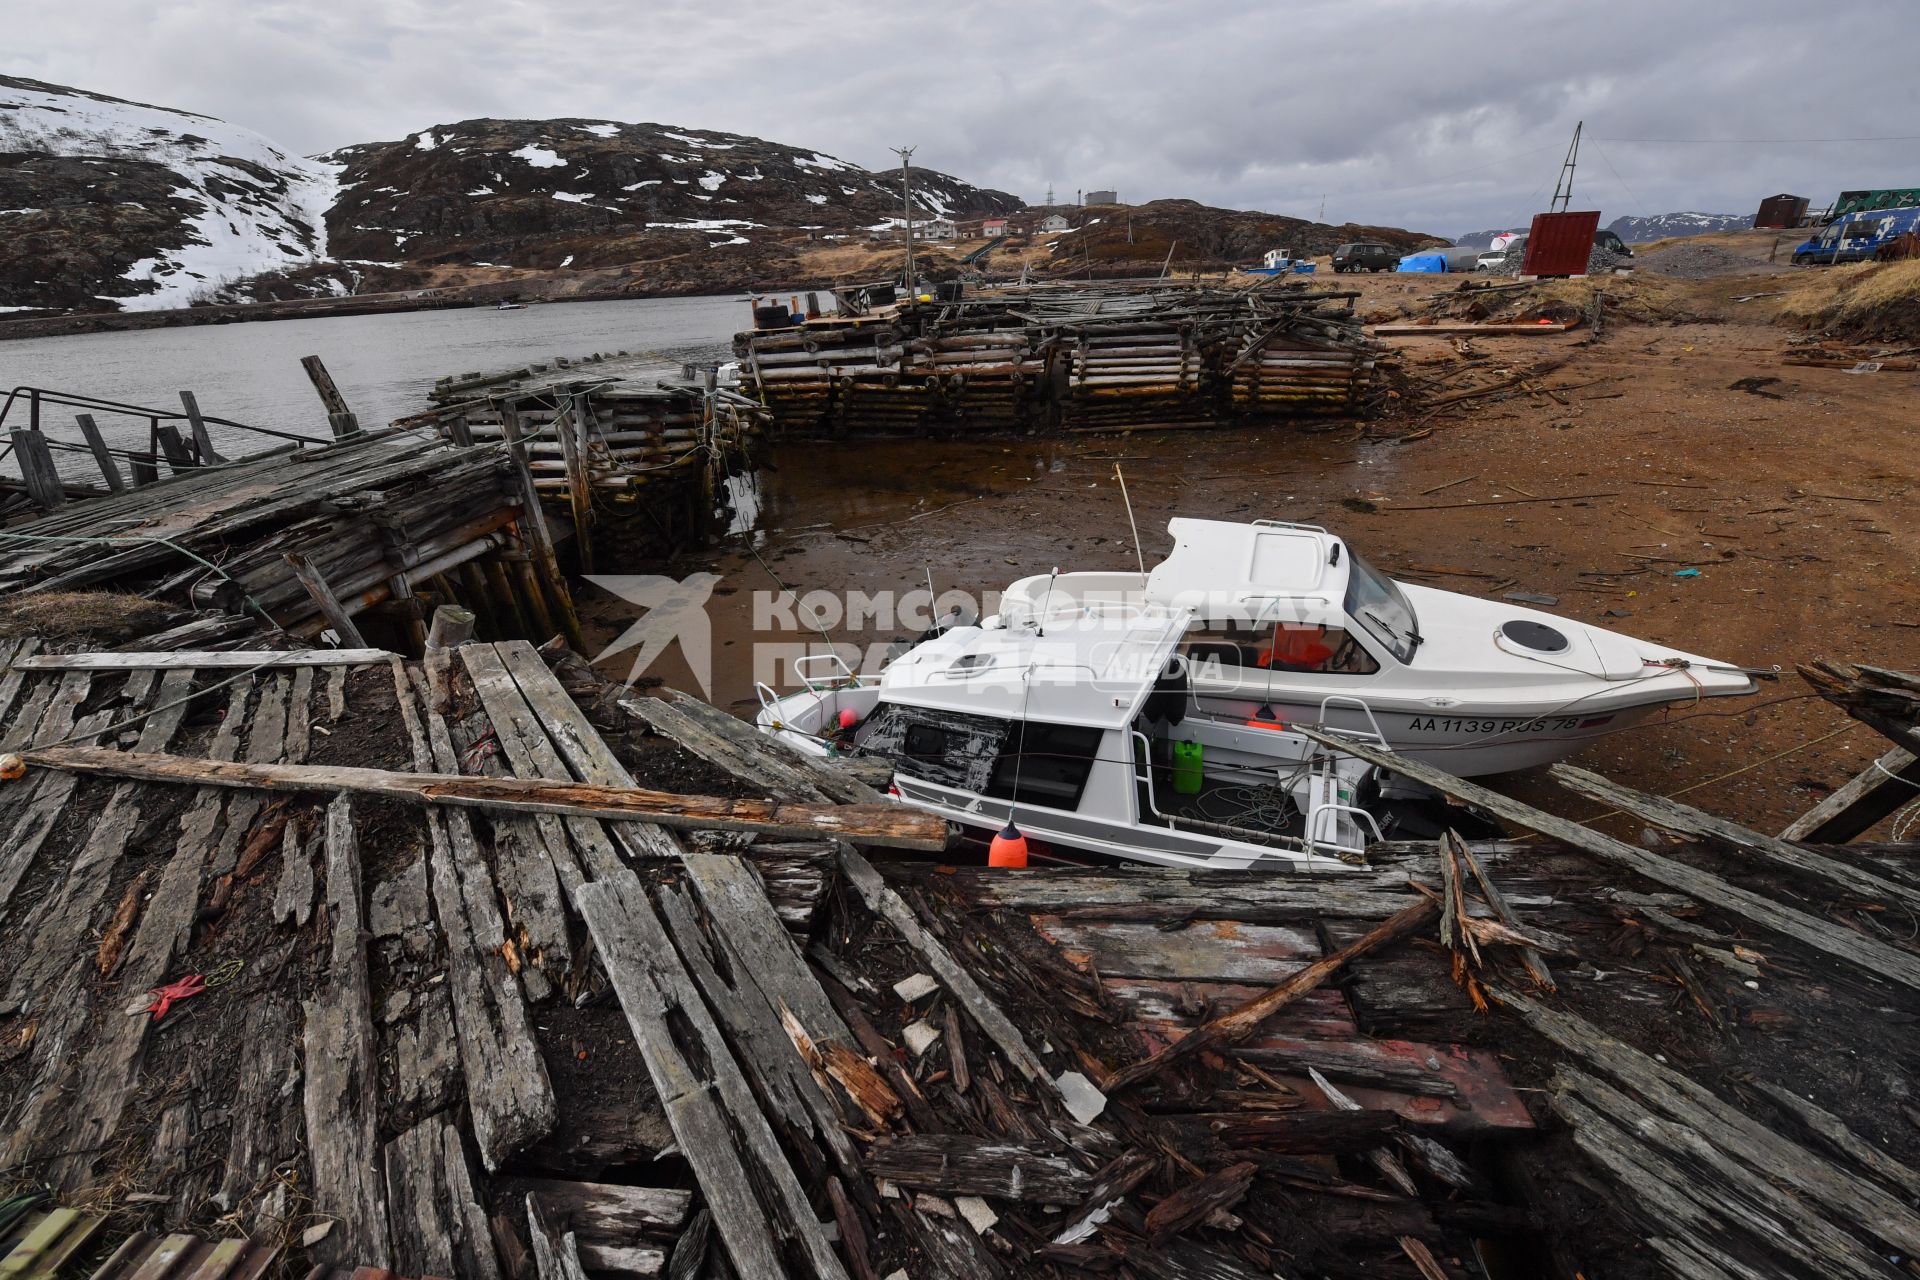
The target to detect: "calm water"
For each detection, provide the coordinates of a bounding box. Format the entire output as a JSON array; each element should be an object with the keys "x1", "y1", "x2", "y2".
[{"x1": 0, "y1": 293, "x2": 752, "y2": 461}]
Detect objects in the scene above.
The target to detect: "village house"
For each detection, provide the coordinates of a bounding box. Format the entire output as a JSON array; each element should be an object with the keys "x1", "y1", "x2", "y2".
[
  {"x1": 980, "y1": 218, "x2": 1009, "y2": 238},
  {"x1": 1038, "y1": 213, "x2": 1070, "y2": 234},
  {"x1": 920, "y1": 218, "x2": 956, "y2": 241}
]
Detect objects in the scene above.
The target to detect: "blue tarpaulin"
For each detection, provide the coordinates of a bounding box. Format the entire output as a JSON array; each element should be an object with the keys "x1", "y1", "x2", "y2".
[{"x1": 1396, "y1": 253, "x2": 1448, "y2": 273}]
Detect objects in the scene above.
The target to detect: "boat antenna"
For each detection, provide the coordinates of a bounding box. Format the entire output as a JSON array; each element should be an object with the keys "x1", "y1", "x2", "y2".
[
  {"x1": 1113, "y1": 463, "x2": 1145, "y2": 576},
  {"x1": 1034, "y1": 565, "x2": 1061, "y2": 638}
]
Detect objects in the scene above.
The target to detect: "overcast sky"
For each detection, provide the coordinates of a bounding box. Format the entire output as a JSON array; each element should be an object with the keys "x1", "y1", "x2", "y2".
[{"x1": 12, "y1": 0, "x2": 1918, "y2": 236}]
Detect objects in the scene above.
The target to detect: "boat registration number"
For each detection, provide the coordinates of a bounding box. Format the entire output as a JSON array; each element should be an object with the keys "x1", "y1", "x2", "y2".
[{"x1": 1405, "y1": 715, "x2": 1599, "y2": 735}]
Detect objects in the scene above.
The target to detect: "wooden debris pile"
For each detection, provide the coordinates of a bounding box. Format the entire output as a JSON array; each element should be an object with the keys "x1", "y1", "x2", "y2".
[
  {"x1": 0, "y1": 429, "x2": 582, "y2": 657},
  {"x1": 734, "y1": 284, "x2": 1380, "y2": 436},
  {"x1": 3, "y1": 636, "x2": 1919, "y2": 1280}
]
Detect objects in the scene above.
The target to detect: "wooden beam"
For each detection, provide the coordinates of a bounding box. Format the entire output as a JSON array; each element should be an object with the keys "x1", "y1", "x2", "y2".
[
  {"x1": 177, "y1": 390, "x2": 226, "y2": 463},
  {"x1": 1781, "y1": 747, "x2": 1920, "y2": 842},
  {"x1": 9, "y1": 429, "x2": 65, "y2": 510},
  {"x1": 302, "y1": 354, "x2": 361, "y2": 437},
  {"x1": 1297, "y1": 726, "x2": 1920, "y2": 993},
  {"x1": 72, "y1": 414, "x2": 125, "y2": 492},
  {"x1": 285, "y1": 551, "x2": 371, "y2": 647},
  {"x1": 1551, "y1": 763, "x2": 1920, "y2": 913},
  {"x1": 16, "y1": 649, "x2": 394, "y2": 670},
  {"x1": 1103, "y1": 897, "x2": 1438, "y2": 1093},
  {"x1": 24, "y1": 746, "x2": 953, "y2": 849},
  {"x1": 837, "y1": 845, "x2": 1058, "y2": 1084}
]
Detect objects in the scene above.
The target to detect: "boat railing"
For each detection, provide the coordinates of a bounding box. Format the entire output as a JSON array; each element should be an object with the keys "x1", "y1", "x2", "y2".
[
  {"x1": 1303, "y1": 800, "x2": 1383, "y2": 861},
  {"x1": 1313, "y1": 694, "x2": 1390, "y2": 749},
  {"x1": 1252, "y1": 518, "x2": 1330, "y2": 534},
  {"x1": 793, "y1": 651, "x2": 867, "y2": 693}
]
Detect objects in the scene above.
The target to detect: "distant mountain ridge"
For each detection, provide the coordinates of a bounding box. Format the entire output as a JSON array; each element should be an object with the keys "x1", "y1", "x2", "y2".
[
  {"x1": 1605, "y1": 211, "x2": 1753, "y2": 242},
  {"x1": 319, "y1": 118, "x2": 1020, "y2": 272}
]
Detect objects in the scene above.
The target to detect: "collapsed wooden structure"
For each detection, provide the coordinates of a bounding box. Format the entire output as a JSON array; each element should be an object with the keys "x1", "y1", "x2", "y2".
[
  {"x1": 414, "y1": 354, "x2": 765, "y2": 565},
  {"x1": 734, "y1": 285, "x2": 1381, "y2": 436},
  {"x1": 2, "y1": 628, "x2": 1918, "y2": 1279},
  {"x1": 0, "y1": 423, "x2": 588, "y2": 657}
]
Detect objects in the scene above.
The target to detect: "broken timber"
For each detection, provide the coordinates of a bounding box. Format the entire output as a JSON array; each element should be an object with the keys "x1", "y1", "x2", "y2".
[
  {"x1": 22, "y1": 746, "x2": 951, "y2": 850},
  {"x1": 1297, "y1": 726, "x2": 1920, "y2": 992}
]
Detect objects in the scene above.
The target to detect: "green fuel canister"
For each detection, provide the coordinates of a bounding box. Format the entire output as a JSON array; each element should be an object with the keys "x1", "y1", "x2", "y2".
[{"x1": 1172, "y1": 739, "x2": 1204, "y2": 795}]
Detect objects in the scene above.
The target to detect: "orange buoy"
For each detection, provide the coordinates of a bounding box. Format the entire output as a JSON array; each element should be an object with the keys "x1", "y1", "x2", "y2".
[
  {"x1": 988, "y1": 820, "x2": 1029, "y2": 868},
  {"x1": 838, "y1": 707, "x2": 860, "y2": 730}
]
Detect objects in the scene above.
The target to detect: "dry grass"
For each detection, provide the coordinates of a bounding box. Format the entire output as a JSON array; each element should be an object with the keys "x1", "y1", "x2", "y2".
[
  {"x1": 0, "y1": 590, "x2": 175, "y2": 642},
  {"x1": 1777, "y1": 258, "x2": 1920, "y2": 341}
]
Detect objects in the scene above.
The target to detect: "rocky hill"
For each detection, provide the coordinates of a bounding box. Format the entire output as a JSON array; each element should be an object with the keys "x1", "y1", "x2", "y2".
[
  {"x1": 1606, "y1": 211, "x2": 1753, "y2": 242},
  {"x1": 0, "y1": 75, "x2": 338, "y2": 311},
  {"x1": 319, "y1": 118, "x2": 1021, "y2": 273},
  {"x1": 1042, "y1": 199, "x2": 1445, "y2": 273}
]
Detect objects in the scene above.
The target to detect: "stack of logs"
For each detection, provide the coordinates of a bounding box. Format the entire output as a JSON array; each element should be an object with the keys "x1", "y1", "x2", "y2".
[{"x1": 734, "y1": 285, "x2": 1379, "y2": 437}]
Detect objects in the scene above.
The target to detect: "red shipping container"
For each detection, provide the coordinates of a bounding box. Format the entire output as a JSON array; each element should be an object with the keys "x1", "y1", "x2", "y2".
[{"x1": 1521, "y1": 210, "x2": 1602, "y2": 277}]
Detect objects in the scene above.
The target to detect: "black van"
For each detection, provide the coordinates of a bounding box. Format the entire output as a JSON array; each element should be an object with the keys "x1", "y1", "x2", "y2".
[{"x1": 1331, "y1": 242, "x2": 1396, "y2": 272}]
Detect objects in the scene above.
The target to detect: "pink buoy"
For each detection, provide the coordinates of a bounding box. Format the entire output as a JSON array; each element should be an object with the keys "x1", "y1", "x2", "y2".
[{"x1": 838, "y1": 707, "x2": 860, "y2": 730}]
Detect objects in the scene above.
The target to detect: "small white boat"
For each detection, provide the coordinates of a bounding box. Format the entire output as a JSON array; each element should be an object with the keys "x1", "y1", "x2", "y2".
[
  {"x1": 494, "y1": 301, "x2": 525, "y2": 311},
  {"x1": 755, "y1": 604, "x2": 1494, "y2": 871},
  {"x1": 994, "y1": 517, "x2": 1760, "y2": 776}
]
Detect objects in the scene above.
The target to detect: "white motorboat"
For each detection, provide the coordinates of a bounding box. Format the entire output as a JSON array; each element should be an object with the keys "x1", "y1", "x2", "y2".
[
  {"x1": 754, "y1": 603, "x2": 1496, "y2": 871},
  {"x1": 994, "y1": 517, "x2": 1761, "y2": 776}
]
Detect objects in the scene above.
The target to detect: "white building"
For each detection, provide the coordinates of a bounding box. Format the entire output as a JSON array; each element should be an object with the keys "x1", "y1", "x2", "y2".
[
  {"x1": 921, "y1": 218, "x2": 957, "y2": 241},
  {"x1": 981, "y1": 218, "x2": 1009, "y2": 238},
  {"x1": 1039, "y1": 213, "x2": 1070, "y2": 234}
]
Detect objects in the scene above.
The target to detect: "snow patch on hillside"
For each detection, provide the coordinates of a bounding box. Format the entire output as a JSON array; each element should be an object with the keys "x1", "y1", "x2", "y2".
[
  {"x1": 697, "y1": 171, "x2": 727, "y2": 191},
  {"x1": 511, "y1": 144, "x2": 566, "y2": 168},
  {"x1": 577, "y1": 123, "x2": 621, "y2": 139},
  {"x1": 0, "y1": 77, "x2": 339, "y2": 310}
]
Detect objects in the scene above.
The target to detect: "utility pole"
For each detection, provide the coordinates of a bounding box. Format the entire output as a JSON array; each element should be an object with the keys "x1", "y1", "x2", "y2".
[
  {"x1": 1550, "y1": 121, "x2": 1583, "y2": 213},
  {"x1": 892, "y1": 146, "x2": 916, "y2": 292}
]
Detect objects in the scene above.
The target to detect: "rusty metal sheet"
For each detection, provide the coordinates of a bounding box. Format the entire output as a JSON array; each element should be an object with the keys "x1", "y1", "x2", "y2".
[{"x1": 1522, "y1": 211, "x2": 1602, "y2": 277}]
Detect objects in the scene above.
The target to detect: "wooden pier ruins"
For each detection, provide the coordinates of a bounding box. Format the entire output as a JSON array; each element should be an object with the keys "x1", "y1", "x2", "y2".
[
  {"x1": 414, "y1": 352, "x2": 764, "y2": 564},
  {"x1": 734, "y1": 283, "x2": 1381, "y2": 437},
  {"x1": 0, "y1": 618, "x2": 1917, "y2": 1278}
]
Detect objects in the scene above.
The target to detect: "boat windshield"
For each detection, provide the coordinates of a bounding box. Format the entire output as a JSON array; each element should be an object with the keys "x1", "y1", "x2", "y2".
[{"x1": 1343, "y1": 553, "x2": 1421, "y2": 664}]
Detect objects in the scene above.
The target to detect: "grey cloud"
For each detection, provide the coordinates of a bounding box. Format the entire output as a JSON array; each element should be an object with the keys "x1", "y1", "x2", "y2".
[{"x1": 10, "y1": 0, "x2": 1916, "y2": 237}]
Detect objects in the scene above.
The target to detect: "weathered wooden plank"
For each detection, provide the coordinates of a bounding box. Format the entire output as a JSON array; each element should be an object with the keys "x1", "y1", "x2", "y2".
[
  {"x1": 514, "y1": 1179, "x2": 692, "y2": 1236},
  {"x1": 1104, "y1": 899, "x2": 1439, "y2": 1093},
  {"x1": 394, "y1": 658, "x2": 557, "y2": 1171},
  {"x1": 1496, "y1": 983, "x2": 1920, "y2": 1262},
  {"x1": 0, "y1": 678, "x2": 123, "y2": 921},
  {"x1": 216, "y1": 995, "x2": 303, "y2": 1230},
  {"x1": 1749, "y1": 1081, "x2": 1920, "y2": 1202},
  {"x1": 622, "y1": 687, "x2": 884, "y2": 805},
  {"x1": 1552, "y1": 763, "x2": 1920, "y2": 913},
  {"x1": 1555, "y1": 1072, "x2": 1897, "y2": 1280},
  {"x1": 459, "y1": 642, "x2": 625, "y2": 882},
  {"x1": 14, "y1": 649, "x2": 395, "y2": 670},
  {"x1": 655, "y1": 870, "x2": 863, "y2": 1185},
  {"x1": 838, "y1": 845, "x2": 1058, "y2": 1088},
  {"x1": 384, "y1": 1116, "x2": 502, "y2": 1279},
  {"x1": 1300, "y1": 727, "x2": 1920, "y2": 994},
  {"x1": 863, "y1": 1136, "x2": 1092, "y2": 1203},
  {"x1": 24, "y1": 746, "x2": 953, "y2": 849},
  {"x1": 301, "y1": 795, "x2": 393, "y2": 1266},
  {"x1": 1032, "y1": 916, "x2": 1320, "y2": 983},
  {"x1": 285, "y1": 551, "x2": 370, "y2": 647},
  {"x1": 527, "y1": 1192, "x2": 593, "y2": 1280},
  {"x1": 574, "y1": 868, "x2": 849, "y2": 1279},
  {"x1": 490, "y1": 640, "x2": 684, "y2": 859},
  {"x1": 1782, "y1": 747, "x2": 1920, "y2": 842}
]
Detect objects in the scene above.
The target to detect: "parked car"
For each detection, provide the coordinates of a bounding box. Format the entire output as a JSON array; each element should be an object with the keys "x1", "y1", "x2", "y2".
[
  {"x1": 1476, "y1": 236, "x2": 1526, "y2": 272},
  {"x1": 1594, "y1": 228, "x2": 1635, "y2": 259},
  {"x1": 1331, "y1": 242, "x2": 1396, "y2": 273}
]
